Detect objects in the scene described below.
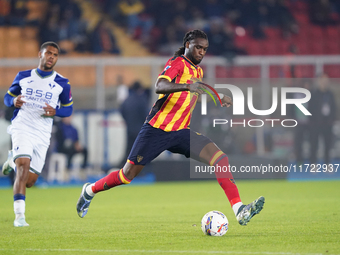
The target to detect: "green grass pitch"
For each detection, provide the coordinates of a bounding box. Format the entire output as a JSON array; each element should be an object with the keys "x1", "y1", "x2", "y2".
[{"x1": 0, "y1": 180, "x2": 339, "y2": 255}]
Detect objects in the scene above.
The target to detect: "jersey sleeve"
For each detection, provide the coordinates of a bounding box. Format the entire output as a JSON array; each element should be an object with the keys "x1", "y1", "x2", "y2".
[
  {"x1": 8, "y1": 72, "x2": 24, "y2": 97},
  {"x1": 59, "y1": 79, "x2": 73, "y2": 107},
  {"x1": 158, "y1": 57, "x2": 184, "y2": 82},
  {"x1": 4, "y1": 72, "x2": 24, "y2": 107},
  {"x1": 54, "y1": 75, "x2": 73, "y2": 117}
]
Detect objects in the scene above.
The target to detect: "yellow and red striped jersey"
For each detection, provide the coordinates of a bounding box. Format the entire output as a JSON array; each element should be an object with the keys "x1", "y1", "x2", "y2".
[{"x1": 146, "y1": 55, "x2": 203, "y2": 132}]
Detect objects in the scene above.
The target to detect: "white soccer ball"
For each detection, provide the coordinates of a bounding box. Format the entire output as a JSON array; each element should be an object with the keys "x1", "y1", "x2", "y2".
[{"x1": 201, "y1": 210, "x2": 229, "y2": 236}]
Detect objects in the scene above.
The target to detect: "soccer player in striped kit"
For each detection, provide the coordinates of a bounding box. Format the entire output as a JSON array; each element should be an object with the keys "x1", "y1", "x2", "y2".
[
  {"x1": 77, "y1": 30, "x2": 264, "y2": 225},
  {"x1": 2, "y1": 42, "x2": 73, "y2": 227}
]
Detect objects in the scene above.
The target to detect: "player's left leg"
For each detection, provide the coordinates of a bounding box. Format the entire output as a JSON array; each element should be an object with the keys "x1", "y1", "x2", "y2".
[
  {"x1": 167, "y1": 130, "x2": 243, "y2": 211},
  {"x1": 198, "y1": 142, "x2": 242, "y2": 209},
  {"x1": 13, "y1": 157, "x2": 31, "y2": 227},
  {"x1": 184, "y1": 130, "x2": 264, "y2": 225},
  {"x1": 198, "y1": 142, "x2": 265, "y2": 225},
  {"x1": 12, "y1": 135, "x2": 48, "y2": 227},
  {"x1": 12, "y1": 158, "x2": 40, "y2": 228},
  {"x1": 2, "y1": 150, "x2": 15, "y2": 175}
]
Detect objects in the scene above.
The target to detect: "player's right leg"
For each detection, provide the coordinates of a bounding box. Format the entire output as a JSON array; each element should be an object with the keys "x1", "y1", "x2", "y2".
[
  {"x1": 76, "y1": 162, "x2": 144, "y2": 218},
  {"x1": 77, "y1": 123, "x2": 168, "y2": 218}
]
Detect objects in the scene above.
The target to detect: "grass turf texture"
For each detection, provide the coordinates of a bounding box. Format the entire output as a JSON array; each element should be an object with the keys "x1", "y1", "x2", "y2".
[{"x1": 0, "y1": 180, "x2": 339, "y2": 255}]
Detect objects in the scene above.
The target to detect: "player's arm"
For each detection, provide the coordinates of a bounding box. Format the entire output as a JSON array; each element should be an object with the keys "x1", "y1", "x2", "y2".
[
  {"x1": 155, "y1": 60, "x2": 188, "y2": 94},
  {"x1": 155, "y1": 78, "x2": 207, "y2": 94},
  {"x1": 218, "y1": 94, "x2": 232, "y2": 107},
  {"x1": 4, "y1": 91, "x2": 21, "y2": 107},
  {"x1": 200, "y1": 92, "x2": 232, "y2": 107},
  {"x1": 56, "y1": 80, "x2": 73, "y2": 117},
  {"x1": 155, "y1": 58, "x2": 206, "y2": 94},
  {"x1": 196, "y1": 93, "x2": 232, "y2": 108},
  {"x1": 43, "y1": 103, "x2": 73, "y2": 117},
  {"x1": 55, "y1": 104, "x2": 73, "y2": 117},
  {"x1": 155, "y1": 78, "x2": 189, "y2": 94},
  {"x1": 4, "y1": 73, "x2": 23, "y2": 107},
  {"x1": 194, "y1": 80, "x2": 232, "y2": 107}
]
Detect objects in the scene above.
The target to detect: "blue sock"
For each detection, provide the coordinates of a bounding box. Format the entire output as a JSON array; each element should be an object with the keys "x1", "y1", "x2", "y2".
[{"x1": 14, "y1": 194, "x2": 25, "y2": 201}]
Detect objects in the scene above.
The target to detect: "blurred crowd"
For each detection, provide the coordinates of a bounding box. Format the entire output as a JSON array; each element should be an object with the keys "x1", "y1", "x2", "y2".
[
  {"x1": 0, "y1": 0, "x2": 120, "y2": 54},
  {"x1": 292, "y1": 73, "x2": 337, "y2": 165},
  {"x1": 1, "y1": 0, "x2": 340, "y2": 56},
  {"x1": 310, "y1": 0, "x2": 340, "y2": 26},
  {"x1": 39, "y1": 0, "x2": 88, "y2": 53},
  {"x1": 0, "y1": 0, "x2": 29, "y2": 26},
  {"x1": 94, "y1": 0, "x2": 340, "y2": 56},
  {"x1": 95, "y1": 0, "x2": 299, "y2": 56}
]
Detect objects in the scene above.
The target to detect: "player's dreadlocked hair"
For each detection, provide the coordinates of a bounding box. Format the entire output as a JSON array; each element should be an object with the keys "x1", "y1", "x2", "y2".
[{"x1": 174, "y1": 30, "x2": 208, "y2": 57}]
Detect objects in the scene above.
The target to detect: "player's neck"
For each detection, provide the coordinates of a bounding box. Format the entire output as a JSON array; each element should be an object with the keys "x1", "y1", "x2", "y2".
[
  {"x1": 36, "y1": 68, "x2": 53, "y2": 78},
  {"x1": 182, "y1": 55, "x2": 197, "y2": 67}
]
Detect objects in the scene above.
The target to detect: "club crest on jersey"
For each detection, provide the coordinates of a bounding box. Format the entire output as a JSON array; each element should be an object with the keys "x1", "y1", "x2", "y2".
[
  {"x1": 103, "y1": 182, "x2": 109, "y2": 190},
  {"x1": 49, "y1": 83, "x2": 55, "y2": 89},
  {"x1": 137, "y1": 155, "x2": 143, "y2": 163}
]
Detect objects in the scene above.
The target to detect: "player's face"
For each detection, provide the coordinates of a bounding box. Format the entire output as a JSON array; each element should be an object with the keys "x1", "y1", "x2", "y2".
[
  {"x1": 186, "y1": 38, "x2": 209, "y2": 65},
  {"x1": 38, "y1": 46, "x2": 59, "y2": 71}
]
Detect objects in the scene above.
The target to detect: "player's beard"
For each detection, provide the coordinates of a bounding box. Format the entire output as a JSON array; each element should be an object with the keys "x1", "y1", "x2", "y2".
[
  {"x1": 188, "y1": 52, "x2": 202, "y2": 65},
  {"x1": 43, "y1": 61, "x2": 55, "y2": 71},
  {"x1": 194, "y1": 57, "x2": 202, "y2": 65}
]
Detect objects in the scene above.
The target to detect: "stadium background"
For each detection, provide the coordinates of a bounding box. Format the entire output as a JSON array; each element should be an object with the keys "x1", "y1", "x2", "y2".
[{"x1": 0, "y1": 0, "x2": 340, "y2": 185}]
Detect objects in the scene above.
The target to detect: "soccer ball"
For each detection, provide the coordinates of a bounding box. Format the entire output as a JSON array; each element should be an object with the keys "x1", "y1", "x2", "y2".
[{"x1": 201, "y1": 210, "x2": 229, "y2": 236}]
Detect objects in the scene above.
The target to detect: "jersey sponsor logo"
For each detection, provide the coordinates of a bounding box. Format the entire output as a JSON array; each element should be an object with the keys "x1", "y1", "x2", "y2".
[
  {"x1": 164, "y1": 65, "x2": 171, "y2": 71},
  {"x1": 137, "y1": 155, "x2": 143, "y2": 163},
  {"x1": 49, "y1": 83, "x2": 55, "y2": 89},
  {"x1": 28, "y1": 80, "x2": 33, "y2": 84},
  {"x1": 26, "y1": 88, "x2": 53, "y2": 100},
  {"x1": 14, "y1": 146, "x2": 19, "y2": 151}
]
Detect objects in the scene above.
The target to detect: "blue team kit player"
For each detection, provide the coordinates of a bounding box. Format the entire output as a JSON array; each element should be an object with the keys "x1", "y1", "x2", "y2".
[{"x1": 2, "y1": 42, "x2": 73, "y2": 227}]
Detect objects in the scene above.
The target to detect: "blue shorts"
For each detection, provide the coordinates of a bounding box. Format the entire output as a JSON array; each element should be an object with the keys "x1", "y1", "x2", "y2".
[{"x1": 128, "y1": 123, "x2": 212, "y2": 165}]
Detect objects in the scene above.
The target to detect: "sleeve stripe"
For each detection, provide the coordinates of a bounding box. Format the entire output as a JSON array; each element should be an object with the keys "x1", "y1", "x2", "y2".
[
  {"x1": 61, "y1": 101, "x2": 73, "y2": 107},
  {"x1": 7, "y1": 90, "x2": 18, "y2": 97},
  {"x1": 158, "y1": 75, "x2": 172, "y2": 82}
]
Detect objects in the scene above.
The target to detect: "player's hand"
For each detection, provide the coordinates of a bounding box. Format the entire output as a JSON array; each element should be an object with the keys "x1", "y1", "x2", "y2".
[
  {"x1": 43, "y1": 103, "x2": 56, "y2": 117},
  {"x1": 221, "y1": 95, "x2": 232, "y2": 107},
  {"x1": 187, "y1": 82, "x2": 206, "y2": 95},
  {"x1": 13, "y1": 95, "x2": 25, "y2": 108}
]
